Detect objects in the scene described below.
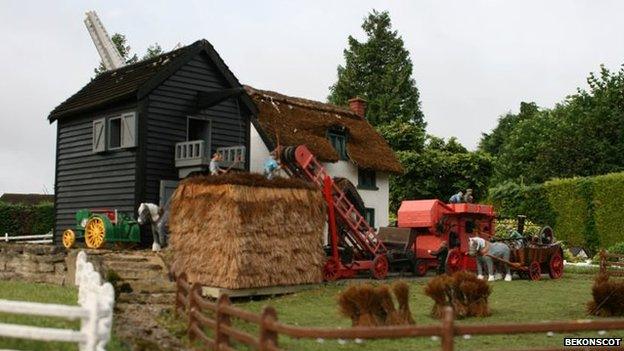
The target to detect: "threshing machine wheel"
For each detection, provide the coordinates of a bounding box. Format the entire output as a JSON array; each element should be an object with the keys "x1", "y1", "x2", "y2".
[
  {"x1": 370, "y1": 255, "x2": 389, "y2": 279},
  {"x1": 85, "y1": 217, "x2": 106, "y2": 249},
  {"x1": 528, "y1": 261, "x2": 541, "y2": 281},
  {"x1": 446, "y1": 249, "x2": 463, "y2": 274},
  {"x1": 322, "y1": 259, "x2": 340, "y2": 282},
  {"x1": 62, "y1": 229, "x2": 75, "y2": 249},
  {"x1": 413, "y1": 260, "x2": 428, "y2": 277},
  {"x1": 548, "y1": 252, "x2": 564, "y2": 279}
]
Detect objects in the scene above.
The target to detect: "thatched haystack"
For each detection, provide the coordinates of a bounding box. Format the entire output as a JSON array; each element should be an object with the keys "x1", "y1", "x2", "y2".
[
  {"x1": 587, "y1": 274, "x2": 624, "y2": 317},
  {"x1": 169, "y1": 173, "x2": 326, "y2": 289},
  {"x1": 424, "y1": 271, "x2": 492, "y2": 319},
  {"x1": 337, "y1": 282, "x2": 415, "y2": 327}
]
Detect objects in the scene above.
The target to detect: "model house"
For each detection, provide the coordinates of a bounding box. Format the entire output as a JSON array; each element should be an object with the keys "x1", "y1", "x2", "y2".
[{"x1": 48, "y1": 39, "x2": 402, "y2": 244}]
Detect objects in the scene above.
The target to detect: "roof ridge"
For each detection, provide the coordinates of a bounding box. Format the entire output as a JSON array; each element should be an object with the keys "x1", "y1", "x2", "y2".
[{"x1": 244, "y1": 85, "x2": 358, "y2": 118}]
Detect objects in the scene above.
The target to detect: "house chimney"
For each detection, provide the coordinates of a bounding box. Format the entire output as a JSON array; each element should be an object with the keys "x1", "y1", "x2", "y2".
[{"x1": 348, "y1": 97, "x2": 367, "y2": 118}]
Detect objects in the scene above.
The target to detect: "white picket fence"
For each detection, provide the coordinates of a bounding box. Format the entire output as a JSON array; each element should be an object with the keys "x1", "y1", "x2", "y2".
[
  {"x1": 0, "y1": 251, "x2": 115, "y2": 350},
  {"x1": 3, "y1": 231, "x2": 53, "y2": 244}
]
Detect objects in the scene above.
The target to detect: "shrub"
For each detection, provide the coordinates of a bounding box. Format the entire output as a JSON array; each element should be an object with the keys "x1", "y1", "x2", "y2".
[
  {"x1": 0, "y1": 202, "x2": 54, "y2": 236},
  {"x1": 494, "y1": 218, "x2": 541, "y2": 239},
  {"x1": 593, "y1": 173, "x2": 624, "y2": 248},
  {"x1": 488, "y1": 182, "x2": 555, "y2": 226},
  {"x1": 543, "y1": 177, "x2": 589, "y2": 248},
  {"x1": 606, "y1": 242, "x2": 624, "y2": 255}
]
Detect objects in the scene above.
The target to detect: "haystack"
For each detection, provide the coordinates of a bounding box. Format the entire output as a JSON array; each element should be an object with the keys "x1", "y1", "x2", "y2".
[
  {"x1": 587, "y1": 274, "x2": 624, "y2": 317},
  {"x1": 337, "y1": 282, "x2": 415, "y2": 327},
  {"x1": 169, "y1": 173, "x2": 326, "y2": 289},
  {"x1": 424, "y1": 271, "x2": 492, "y2": 319}
]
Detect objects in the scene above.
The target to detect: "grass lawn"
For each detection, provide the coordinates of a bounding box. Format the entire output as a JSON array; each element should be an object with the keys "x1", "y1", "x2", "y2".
[
  {"x1": 0, "y1": 280, "x2": 128, "y2": 351},
  {"x1": 229, "y1": 272, "x2": 624, "y2": 351}
]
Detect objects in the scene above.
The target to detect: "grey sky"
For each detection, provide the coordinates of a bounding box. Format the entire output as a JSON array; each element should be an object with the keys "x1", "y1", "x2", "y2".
[{"x1": 1, "y1": 0, "x2": 623, "y2": 194}]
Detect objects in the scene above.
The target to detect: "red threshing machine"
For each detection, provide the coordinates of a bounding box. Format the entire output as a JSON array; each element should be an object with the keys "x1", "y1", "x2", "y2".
[
  {"x1": 280, "y1": 145, "x2": 389, "y2": 281},
  {"x1": 386, "y1": 200, "x2": 496, "y2": 275}
]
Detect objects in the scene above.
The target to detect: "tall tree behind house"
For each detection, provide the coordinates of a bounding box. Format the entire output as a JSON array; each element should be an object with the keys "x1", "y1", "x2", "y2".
[{"x1": 94, "y1": 33, "x2": 162, "y2": 75}]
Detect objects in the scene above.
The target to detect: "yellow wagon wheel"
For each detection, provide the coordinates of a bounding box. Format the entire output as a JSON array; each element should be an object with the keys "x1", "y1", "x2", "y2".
[
  {"x1": 62, "y1": 229, "x2": 75, "y2": 249},
  {"x1": 85, "y1": 217, "x2": 106, "y2": 249}
]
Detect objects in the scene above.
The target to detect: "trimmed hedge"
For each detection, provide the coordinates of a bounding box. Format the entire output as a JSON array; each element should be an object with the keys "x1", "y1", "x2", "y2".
[
  {"x1": 488, "y1": 171, "x2": 624, "y2": 252},
  {"x1": 0, "y1": 202, "x2": 54, "y2": 236}
]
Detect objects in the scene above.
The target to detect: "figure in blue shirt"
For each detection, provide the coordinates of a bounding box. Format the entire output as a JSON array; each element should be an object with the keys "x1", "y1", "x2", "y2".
[
  {"x1": 449, "y1": 191, "x2": 464, "y2": 204},
  {"x1": 263, "y1": 151, "x2": 281, "y2": 180}
]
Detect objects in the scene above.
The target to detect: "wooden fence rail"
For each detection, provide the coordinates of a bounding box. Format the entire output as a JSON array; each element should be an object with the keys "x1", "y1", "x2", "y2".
[
  {"x1": 599, "y1": 250, "x2": 624, "y2": 277},
  {"x1": 174, "y1": 274, "x2": 624, "y2": 351}
]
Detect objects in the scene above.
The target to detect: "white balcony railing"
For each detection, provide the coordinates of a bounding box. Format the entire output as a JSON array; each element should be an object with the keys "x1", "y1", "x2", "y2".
[{"x1": 175, "y1": 140, "x2": 210, "y2": 168}]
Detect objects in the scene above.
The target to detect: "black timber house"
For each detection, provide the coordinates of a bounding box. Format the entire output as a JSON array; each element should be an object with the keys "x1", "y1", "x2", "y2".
[{"x1": 48, "y1": 40, "x2": 258, "y2": 244}]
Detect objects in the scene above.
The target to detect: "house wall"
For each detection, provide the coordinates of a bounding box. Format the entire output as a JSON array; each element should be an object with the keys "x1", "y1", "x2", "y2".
[
  {"x1": 249, "y1": 124, "x2": 390, "y2": 228},
  {"x1": 143, "y1": 52, "x2": 250, "y2": 204},
  {"x1": 54, "y1": 102, "x2": 137, "y2": 243}
]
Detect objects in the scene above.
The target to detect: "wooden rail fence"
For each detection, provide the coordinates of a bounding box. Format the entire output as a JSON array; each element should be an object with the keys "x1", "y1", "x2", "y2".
[
  {"x1": 599, "y1": 250, "x2": 624, "y2": 277},
  {"x1": 175, "y1": 273, "x2": 624, "y2": 351}
]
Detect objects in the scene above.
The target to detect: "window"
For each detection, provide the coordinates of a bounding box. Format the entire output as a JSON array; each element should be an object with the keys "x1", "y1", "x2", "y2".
[
  {"x1": 92, "y1": 112, "x2": 137, "y2": 153},
  {"x1": 364, "y1": 208, "x2": 375, "y2": 228},
  {"x1": 358, "y1": 169, "x2": 377, "y2": 190},
  {"x1": 108, "y1": 117, "x2": 121, "y2": 149},
  {"x1": 328, "y1": 132, "x2": 348, "y2": 160}
]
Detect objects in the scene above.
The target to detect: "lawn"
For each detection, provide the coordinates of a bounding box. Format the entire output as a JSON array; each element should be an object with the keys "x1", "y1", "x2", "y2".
[
  {"x1": 230, "y1": 272, "x2": 624, "y2": 351},
  {"x1": 0, "y1": 280, "x2": 128, "y2": 351}
]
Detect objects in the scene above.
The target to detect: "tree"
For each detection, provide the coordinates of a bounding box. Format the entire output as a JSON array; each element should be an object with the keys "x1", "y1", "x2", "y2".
[
  {"x1": 389, "y1": 136, "x2": 493, "y2": 212},
  {"x1": 94, "y1": 33, "x2": 163, "y2": 75},
  {"x1": 143, "y1": 43, "x2": 164, "y2": 60},
  {"x1": 328, "y1": 10, "x2": 425, "y2": 131},
  {"x1": 483, "y1": 65, "x2": 624, "y2": 186}
]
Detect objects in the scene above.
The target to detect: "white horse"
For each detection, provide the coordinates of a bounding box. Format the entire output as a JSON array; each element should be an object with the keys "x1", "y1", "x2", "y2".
[
  {"x1": 468, "y1": 237, "x2": 512, "y2": 281},
  {"x1": 137, "y1": 202, "x2": 168, "y2": 252}
]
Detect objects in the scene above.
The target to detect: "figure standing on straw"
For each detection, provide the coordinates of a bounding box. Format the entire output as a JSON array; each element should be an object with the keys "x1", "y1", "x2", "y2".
[
  {"x1": 209, "y1": 152, "x2": 227, "y2": 175},
  {"x1": 264, "y1": 150, "x2": 282, "y2": 180}
]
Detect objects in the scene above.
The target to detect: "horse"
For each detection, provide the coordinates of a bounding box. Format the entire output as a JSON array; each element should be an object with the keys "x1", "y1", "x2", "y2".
[
  {"x1": 468, "y1": 237, "x2": 512, "y2": 281},
  {"x1": 137, "y1": 202, "x2": 169, "y2": 252}
]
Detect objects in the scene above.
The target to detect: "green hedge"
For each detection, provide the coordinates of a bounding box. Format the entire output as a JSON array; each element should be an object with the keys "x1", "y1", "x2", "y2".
[
  {"x1": 0, "y1": 202, "x2": 54, "y2": 236},
  {"x1": 488, "y1": 171, "x2": 624, "y2": 252}
]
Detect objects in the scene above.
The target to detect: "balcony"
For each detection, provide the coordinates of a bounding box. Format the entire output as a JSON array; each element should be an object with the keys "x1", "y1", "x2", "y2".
[{"x1": 175, "y1": 140, "x2": 246, "y2": 178}]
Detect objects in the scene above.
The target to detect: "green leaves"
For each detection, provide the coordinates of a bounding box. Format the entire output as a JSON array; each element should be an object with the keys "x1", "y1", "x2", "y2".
[{"x1": 328, "y1": 10, "x2": 425, "y2": 129}]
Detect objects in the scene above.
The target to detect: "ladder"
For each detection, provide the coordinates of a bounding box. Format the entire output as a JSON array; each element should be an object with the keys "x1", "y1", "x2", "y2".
[{"x1": 280, "y1": 145, "x2": 386, "y2": 259}]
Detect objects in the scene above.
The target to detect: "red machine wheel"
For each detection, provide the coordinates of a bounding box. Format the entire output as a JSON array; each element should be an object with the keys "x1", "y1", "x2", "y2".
[
  {"x1": 446, "y1": 249, "x2": 462, "y2": 274},
  {"x1": 529, "y1": 261, "x2": 541, "y2": 281},
  {"x1": 370, "y1": 255, "x2": 389, "y2": 280},
  {"x1": 548, "y1": 252, "x2": 564, "y2": 279},
  {"x1": 323, "y1": 259, "x2": 340, "y2": 282},
  {"x1": 413, "y1": 260, "x2": 428, "y2": 277}
]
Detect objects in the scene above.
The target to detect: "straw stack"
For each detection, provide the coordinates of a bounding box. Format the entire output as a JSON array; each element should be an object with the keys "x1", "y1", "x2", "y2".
[
  {"x1": 169, "y1": 173, "x2": 326, "y2": 289},
  {"x1": 424, "y1": 271, "x2": 492, "y2": 319},
  {"x1": 587, "y1": 274, "x2": 624, "y2": 317}
]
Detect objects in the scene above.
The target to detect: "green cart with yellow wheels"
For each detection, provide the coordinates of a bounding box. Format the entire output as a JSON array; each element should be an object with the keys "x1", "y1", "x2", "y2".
[{"x1": 62, "y1": 208, "x2": 141, "y2": 249}]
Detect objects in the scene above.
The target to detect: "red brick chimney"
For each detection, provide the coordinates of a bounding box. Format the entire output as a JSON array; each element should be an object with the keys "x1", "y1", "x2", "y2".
[{"x1": 348, "y1": 97, "x2": 367, "y2": 118}]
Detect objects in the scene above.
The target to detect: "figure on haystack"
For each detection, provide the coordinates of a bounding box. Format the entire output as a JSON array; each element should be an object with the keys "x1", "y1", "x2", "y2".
[
  {"x1": 468, "y1": 236, "x2": 512, "y2": 281},
  {"x1": 137, "y1": 202, "x2": 169, "y2": 252},
  {"x1": 263, "y1": 150, "x2": 282, "y2": 179},
  {"x1": 209, "y1": 152, "x2": 227, "y2": 175}
]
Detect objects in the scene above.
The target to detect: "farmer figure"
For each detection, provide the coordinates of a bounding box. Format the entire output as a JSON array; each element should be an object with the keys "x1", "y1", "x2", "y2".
[
  {"x1": 210, "y1": 152, "x2": 226, "y2": 175},
  {"x1": 429, "y1": 241, "x2": 448, "y2": 275},
  {"x1": 449, "y1": 191, "x2": 464, "y2": 204},
  {"x1": 464, "y1": 189, "x2": 474, "y2": 203},
  {"x1": 263, "y1": 150, "x2": 281, "y2": 179}
]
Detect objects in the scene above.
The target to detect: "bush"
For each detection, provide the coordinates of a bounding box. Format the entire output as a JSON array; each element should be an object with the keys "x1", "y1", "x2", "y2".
[
  {"x1": 0, "y1": 202, "x2": 54, "y2": 236},
  {"x1": 544, "y1": 177, "x2": 591, "y2": 249},
  {"x1": 494, "y1": 218, "x2": 541, "y2": 239},
  {"x1": 593, "y1": 173, "x2": 624, "y2": 248},
  {"x1": 606, "y1": 242, "x2": 624, "y2": 255},
  {"x1": 488, "y1": 171, "x2": 624, "y2": 251}
]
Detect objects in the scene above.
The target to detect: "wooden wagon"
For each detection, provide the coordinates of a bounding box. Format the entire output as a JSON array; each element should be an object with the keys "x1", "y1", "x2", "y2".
[{"x1": 489, "y1": 227, "x2": 564, "y2": 281}]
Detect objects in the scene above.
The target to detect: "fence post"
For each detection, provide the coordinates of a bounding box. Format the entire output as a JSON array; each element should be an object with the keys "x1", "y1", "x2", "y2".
[
  {"x1": 187, "y1": 282, "x2": 200, "y2": 343},
  {"x1": 441, "y1": 306, "x2": 454, "y2": 351},
  {"x1": 599, "y1": 250, "x2": 606, "y2": 275},
  {"x1": 260, "y1": 306, "x2": 279, "y2": 351},
  {"x1": 216, "y1": 294, "x2": 232, "y2": 350},
  {"x1": 174, "y1": 273, "x2": 187, "y2": 317}
]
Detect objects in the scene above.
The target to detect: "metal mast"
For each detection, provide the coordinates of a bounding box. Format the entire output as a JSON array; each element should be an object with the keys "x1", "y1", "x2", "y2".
[{"x1": 84, "y1": 11, "x2": 124, "y2": 71}]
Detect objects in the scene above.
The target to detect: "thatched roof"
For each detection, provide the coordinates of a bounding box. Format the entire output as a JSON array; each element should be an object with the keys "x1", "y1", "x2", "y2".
[{"x1": 245, "y1": 86, "x2": 404, "y2": 174}]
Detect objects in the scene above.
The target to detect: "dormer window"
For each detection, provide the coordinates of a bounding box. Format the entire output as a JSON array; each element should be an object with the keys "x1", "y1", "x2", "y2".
[{"x1": 328, "y1": 127, "x2": 348, "y2": 160}]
